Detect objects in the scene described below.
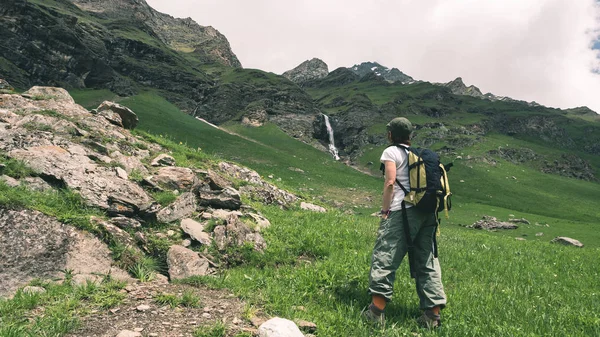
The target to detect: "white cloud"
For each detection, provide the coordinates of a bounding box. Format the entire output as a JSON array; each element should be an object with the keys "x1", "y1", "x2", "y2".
[{"x1": 146, "y1": 0, "x2": 600, "y2": 113}]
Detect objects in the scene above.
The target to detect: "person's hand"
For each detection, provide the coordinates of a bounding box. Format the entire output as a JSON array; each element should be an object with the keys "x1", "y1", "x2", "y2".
[{"x1": 380, "y1": 209, "x2": 390, "y2": 219}]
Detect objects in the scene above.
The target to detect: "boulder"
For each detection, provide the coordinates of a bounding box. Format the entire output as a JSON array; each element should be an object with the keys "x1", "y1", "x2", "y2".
[
  {"x1": 247, "y1": 213, "x2": 271, "y2": 230},
  {"x1": 8, "y1": 145, "x2": 151, "y2": 212},
  {"x1": 258, "y1": 317, "x2": 305, "y2": 337},
  {"x1": 150, "y1": 154, "x2": 176, "y2": 167},
  {"x1": 109, "y1": 217, "x2": 142, "y2": 229},
  {"x1": 204, "y1": 169, "x2": 231, "y2": 190},
  {"x1": 0, "y1": 175, "x2": 20, "y2": 187},
  {"x1": 98, "y1": 109, "x2": 124, "y2": 128},
  {"x1": 110, "y1": 151, "x2": 149, "y2": 175},
  {"x1": 467, "y1": 216, "x2": 518, "y2": 230},
  {"x1": 166, "y1": 245, "x2": 210, "y2": 280},
  {"x1": 0, "y1": 79, "x2": 13, "y2": 91},
  {"x1": 21, "y1": 177, "x2": 53, "y2": 191},
  {"x1": 508, "y1": 218, "x2": 530, "y2": 225},
  {"x1": 96, "y1": 101, "x2": 139, "y2": 129},
  {"x1": 551, "y1": 237, "x2": 584, "y2": 248},
  {"x1": 22, "y1": 86, "x2": 75, "y2": 103},
  {"x1": 152, "y1": 166, "x2": 197, "y2": 191},
  {"x1": 213, "y1": 214, "x2": 266, "y2": 252},
  {"x1": 240, "y1": 184, "x2": 298, "y2": 208},
  {"x1": 0, "y1": 208, "x2": 130, "y2": 297},
  {"x1": 180, "y1": 218, "x2": 212, "y2": 245},
  {"x1": 210, "y1": 209, "x2": 243, "y2": 220},
  {"x1": 156, "y1": 192, "x2": 197, "y2": 223},
  {"x1": 198, "y1": 187, "x2": 242, "y2": 210},
  {"x1": 300, "y1": 202, "x2": 326, "y2": 213}
]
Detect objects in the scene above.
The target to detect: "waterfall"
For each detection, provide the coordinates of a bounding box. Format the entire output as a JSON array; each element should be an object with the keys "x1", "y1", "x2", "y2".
[{"x1": 323, "y1": 114, "x2": 340, "y2": 161}]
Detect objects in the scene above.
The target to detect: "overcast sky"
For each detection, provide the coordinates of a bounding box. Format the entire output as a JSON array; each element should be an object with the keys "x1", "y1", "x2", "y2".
[{"x1": 146, "y1": 0, "x2": 600, "y2": 113}]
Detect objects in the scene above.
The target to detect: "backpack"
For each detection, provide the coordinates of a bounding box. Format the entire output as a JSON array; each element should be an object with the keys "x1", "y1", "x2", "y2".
[{"x1": 380, "y1": 145, "x2": 452, "y2": 219}]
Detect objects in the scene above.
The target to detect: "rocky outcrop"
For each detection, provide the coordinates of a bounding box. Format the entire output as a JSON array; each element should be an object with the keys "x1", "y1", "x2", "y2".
[
  {"x1": 217, "y1": 162, "x2": 298, "y2": 207},
  {"x1": 541, "y1": 154, "x2": 596, "y2": 181},
  {"x1": 213, "y1": 214, "x2": 266, "y2": 252},
  {"x1": 166, "y1": 245, "x2": 210, "y2": 280},
  {"x1": 282, "y1": 58, "x2": 329, "y2": 86},
  {"x1": 0, "y1": 208, "x2": 130, "y2": 296},
  {"x1": 443, "y1": 77, "x2": 483, "y2": 97},
  {"x1": 467, "y1": 216, "x2": 519, "y2": 230},
  {"x1": 95, "y1": 101, "x2": 139, "y2": 129},
  {"x1": 348, "y1": 62, "x2": 414, "y2": 84},
  {"x1": 156, "y1": 192, "x2": 197, "y2": 223},
  {"x1": 550, "y1": 237, "x2": 584, "y2": 248}
]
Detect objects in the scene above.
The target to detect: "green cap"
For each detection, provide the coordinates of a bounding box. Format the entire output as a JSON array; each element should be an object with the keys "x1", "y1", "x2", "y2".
[{"x1": 386, "y1": 117, "x2": 412, "y2": 138}]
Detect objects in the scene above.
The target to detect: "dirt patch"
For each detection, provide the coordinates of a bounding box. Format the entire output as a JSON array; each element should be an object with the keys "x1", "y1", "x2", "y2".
[{"x1": 68, "y1": 281, "x2": 254, "y2": 337}]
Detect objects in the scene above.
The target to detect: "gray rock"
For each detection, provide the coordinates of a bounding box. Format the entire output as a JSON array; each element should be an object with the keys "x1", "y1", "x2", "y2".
[
  {"x1": 115, "y1": 167, "x2": 128, "y2": 180},
  {"x1": 210, "y1": 209, "x2": 243, "y2": 220},
  {"x1": 246, "y1": 213, "x2": 271, "y2": 230},
  {"x1": 110, "y1": 151, "x2": 149, "y2": 175},
  {"x1": 296, "y1": 320, "x2": 317, "y2": 333},
  {"x1": 109, "y1": 217, "x2": 142, "y2": 229},
  {"x1": 22, "y1": 177, "x2": 53, "y2": 191},
  {"x1": 136, "y1": 304, "x2": 151, "y2": 311},
  {"x1": 156, "y1": 192, "x2": 197, "y2": 223},
  {"x1": 97, "y1": 101, "x2": 139, "y2": 129},
  {"x1": 0, "y1": 208, "x2": 130, "y2": 297},
  {"x1": 98, "y1": 109, "x2": 124, "y2": 128},
  {"x1": 213, "y1": 215, "x2": 266, "y2": 252},
  {"x1": 8, "y1": 145, "x2": 151, "y2": 212},
  {"x1": 300, "y1": 202, "x2": 326, "y2": 213},
  {"x1": 22, "y1": 86, "x2": 75, "y2": 103},
  {"x1": 508, "y1": 218, "x2": 531, "y2": 225},
  {"x1": 551, "y1": 237, "x2": 584, "y2": 248},
  {"x1": 151, "y1": 154, "x2": 176, "y2": 167},
  {"x1": 0, "y1": 79, "x2": 13, "y2": 91},
  {"x1": 180, "y1": 218, "x2": 211, "y2": 245},
  {"x1": 0, "y1": 175, "x2": 20, "y2": 187},
  {"x1": 152, "y1": 166, "x2": 197, "y2": 191},
  {"x1": 198, "y1": 187, "x2": 242, "y2": 210},
  {"x1": 166, "y1": 245, "x2": 210, "y2": 280},
  {"x1": 467, "y1": 216, "x2": 518, "y2": 230},
  {"x1": 258, "y1": 317, "x2": 304, "y2": 337}
]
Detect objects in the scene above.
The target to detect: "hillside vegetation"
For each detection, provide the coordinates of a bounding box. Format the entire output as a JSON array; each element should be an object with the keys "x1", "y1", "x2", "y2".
[{"x1": 67, "y1": 89, "x2": 600, "y2": 336}]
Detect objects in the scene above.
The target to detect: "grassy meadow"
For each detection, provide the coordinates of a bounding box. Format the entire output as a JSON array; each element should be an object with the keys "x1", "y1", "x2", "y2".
[{"x1": 1, "y1": 88, "x2": 598, "y2": 336}]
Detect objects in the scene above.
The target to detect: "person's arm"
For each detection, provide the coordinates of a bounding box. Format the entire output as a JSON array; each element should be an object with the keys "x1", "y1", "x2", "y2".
[{"x1": 381, "y1": 160, "x2": 396, "y2": 219}]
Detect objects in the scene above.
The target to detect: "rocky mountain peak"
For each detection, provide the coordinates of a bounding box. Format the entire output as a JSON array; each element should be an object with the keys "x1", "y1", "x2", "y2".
[
  {"x1": 348, "y1": 62, "x2": 414, "y2": 84},
  {"x1": 67, "y1": 0, "x2": 241, "y2": 67},
  {"x1": 444, "y1": 77, "x2": 483, "y2": 98},
  {"x1": 282, "y1": 58, "x2": 329, "y2": 85}
]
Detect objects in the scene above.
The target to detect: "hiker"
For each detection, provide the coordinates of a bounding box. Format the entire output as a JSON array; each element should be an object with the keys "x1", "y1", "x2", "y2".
[{"x1": 363, "y1": 117, "x2": 447, "y2": 328}]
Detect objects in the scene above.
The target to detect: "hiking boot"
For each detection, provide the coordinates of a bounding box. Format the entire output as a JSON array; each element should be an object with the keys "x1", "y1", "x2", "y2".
[
  {"x1": 361, "y1": 304, "x2": 385, "y2": 325},
  {"x1": 417, "y1": 310, "x2": 441, "y2": 328}
]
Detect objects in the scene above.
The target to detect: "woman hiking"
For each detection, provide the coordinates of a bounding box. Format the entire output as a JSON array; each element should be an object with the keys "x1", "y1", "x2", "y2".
[{"x1": 363, "y1": 117, "x2": 447, "y2": 328}]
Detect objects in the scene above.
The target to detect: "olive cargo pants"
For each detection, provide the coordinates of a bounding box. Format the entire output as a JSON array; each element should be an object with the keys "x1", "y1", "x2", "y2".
[{"x1": 368, "y1": 208, "x2": 447, "y2": 310}]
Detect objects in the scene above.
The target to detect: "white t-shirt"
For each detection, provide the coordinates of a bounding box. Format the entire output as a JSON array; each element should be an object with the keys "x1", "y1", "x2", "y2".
[{"x1": 380, "y1": 145, "x2": 412, "y2": 211}]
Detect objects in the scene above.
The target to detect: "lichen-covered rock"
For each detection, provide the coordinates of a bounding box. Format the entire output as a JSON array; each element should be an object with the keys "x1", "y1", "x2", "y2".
[
  {"x1": 166, "y1": 245, "x2": 210, "y2": 280},
  {"x1": 180, "y1": 218, "x2": 211, "y2": 245},
  {"x1": 156, "y1": 192, "x2": 197, "y2": 223},
  {"x1": 198, "y1": 187, "x2": 242, "y2": 210},
  {"x1": 551, "y1": 237, "x2": 584, "y2": 248},
  {"x1": 0, "y1": 208, "x2": 130, "y2": 297},
  {"x1": 213, "y1": 214, "x2": 266, "y2": 252},
  {"x1": 467, "y1": 216, "x2": 519, "y2": 230},
  {"x1": 150, "y1": 154, "x2": 176, "y2": 167},
  {"x1": 300, "y1": 202, "x2": 326, "y2": 213},
  {"x1": 96, "y1": 101, "x2": 139, "y2": 129},
  {"x1": 22, "y1": 86, "x2": 75, "y2": 103},
  {"x1": 152, "y1": 166, "x2": 197, "y2": 191}
]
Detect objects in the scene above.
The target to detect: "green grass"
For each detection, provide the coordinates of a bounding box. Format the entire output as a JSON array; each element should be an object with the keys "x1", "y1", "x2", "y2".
[
  {"x1": 112, "y1": 92, "x2": 380, "y2": 204},
  {"x1": 181, "y1": 205, "x2": 600, "y2": 337},
  {"x1": 0, "y1": 276, "x2": 126, "y2": 336},
  {"x1": 155, "y1": 289, "x2": 202, "y2": 308}
]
